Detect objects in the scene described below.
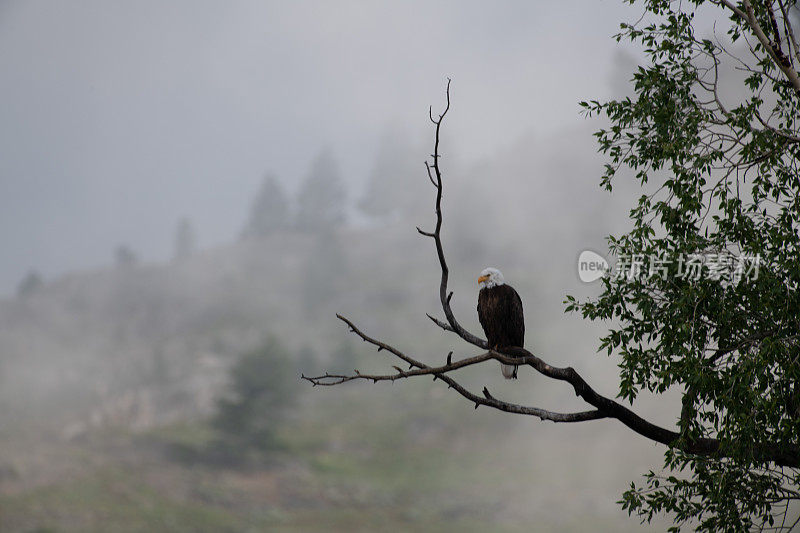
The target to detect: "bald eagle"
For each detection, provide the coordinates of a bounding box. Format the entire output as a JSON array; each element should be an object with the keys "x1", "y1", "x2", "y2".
[{"x1": 477, "y1": 267, "x2": 525, "y2": 379}]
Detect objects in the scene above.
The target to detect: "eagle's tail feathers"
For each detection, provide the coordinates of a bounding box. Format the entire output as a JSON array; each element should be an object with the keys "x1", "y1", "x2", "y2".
[{"x1": 501, "y1": 363, "x2": 518, "y2": 379}]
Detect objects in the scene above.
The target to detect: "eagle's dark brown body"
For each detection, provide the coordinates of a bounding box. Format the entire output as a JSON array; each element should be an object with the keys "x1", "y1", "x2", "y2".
[{"x1": 477, "y1": 284, "x2": 525, "y2": 378}]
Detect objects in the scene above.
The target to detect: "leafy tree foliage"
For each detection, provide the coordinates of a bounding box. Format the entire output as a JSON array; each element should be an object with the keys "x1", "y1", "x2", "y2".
[
  {"x1": 241, "y1": 174, "x2": 290, "y2": 238},
  {"x1": 576, "y1": 0, "x2": 800, "y2": 530},
  {"x1": 214, "y1": 337, "x2": 297, "y2": 453},
  {"x1": 295, "y1": 150, "x2": 347, "y2": 232}
]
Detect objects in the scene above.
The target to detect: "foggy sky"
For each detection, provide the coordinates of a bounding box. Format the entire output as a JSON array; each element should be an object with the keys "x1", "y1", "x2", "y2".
[{"x1": 0, "y1": 1, "x2": 637, "y2": 295}]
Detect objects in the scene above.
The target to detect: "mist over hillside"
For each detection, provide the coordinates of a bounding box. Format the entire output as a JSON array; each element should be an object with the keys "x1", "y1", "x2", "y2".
[
  {"x1": 2, "y1": 0, "x2": 788, "y2": 528},
  {"x1": 0, "y1": 121, "x2": 672, "y2": 531},
  {"x1": 0, "y1": 122, "x2": 630, "y2": 424}
]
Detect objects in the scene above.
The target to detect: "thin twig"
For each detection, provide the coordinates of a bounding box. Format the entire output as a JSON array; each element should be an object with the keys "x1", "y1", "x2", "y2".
[{"x1": 304, "y1": 81, "x2": 800, "y2": 468}]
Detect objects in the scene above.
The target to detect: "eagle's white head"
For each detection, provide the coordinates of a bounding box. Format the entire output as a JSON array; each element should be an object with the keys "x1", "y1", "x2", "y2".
[{"x1": 478, "y1": 267, "x2": 505, "y2": 290}]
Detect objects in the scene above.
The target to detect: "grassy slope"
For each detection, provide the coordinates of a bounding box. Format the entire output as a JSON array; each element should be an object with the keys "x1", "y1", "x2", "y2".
[{"x1": 0, "y1": 381, "x2": 665, "y2": 532}]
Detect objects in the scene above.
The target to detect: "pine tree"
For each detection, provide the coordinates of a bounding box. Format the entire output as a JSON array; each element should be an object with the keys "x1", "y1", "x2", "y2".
[
  {"x1": 358, "y1": 128, "x2": 423, "y2": 221},
  {"x1": 16, "y1": 270, "x2": 42, "y2": 298},
  {"x1": 173, "y1": 217, "x2": 196, "y2": 260},
  {"x1": 295, "y1": 150, "x2": 346, "y2": 232},
  {"x1": 241, "y1": 174, "x2": 289, "y2": 238}
]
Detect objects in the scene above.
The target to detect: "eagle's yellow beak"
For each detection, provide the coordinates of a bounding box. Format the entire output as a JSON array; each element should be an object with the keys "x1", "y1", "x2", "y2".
[{"x1": 477, "y1": 275, "x2": 490, "y2": 285}]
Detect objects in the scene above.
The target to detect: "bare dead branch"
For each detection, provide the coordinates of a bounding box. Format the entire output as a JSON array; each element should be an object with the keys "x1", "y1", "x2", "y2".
[
  {"x1": 424, "y1": 78, "x2": 490, "y2": 349},
  {"x1": 425, "y1": 161, "x2": 437, "y2": 187},
  {"x1": 304, "y1": 81, "x2": 800, "y2": 468},
  {"x1": 426, "y1": 313, "x2": 455, "y2": 332},
  {"x1": 302, "y1": 315, "x2": 605, "y2": 423}
]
